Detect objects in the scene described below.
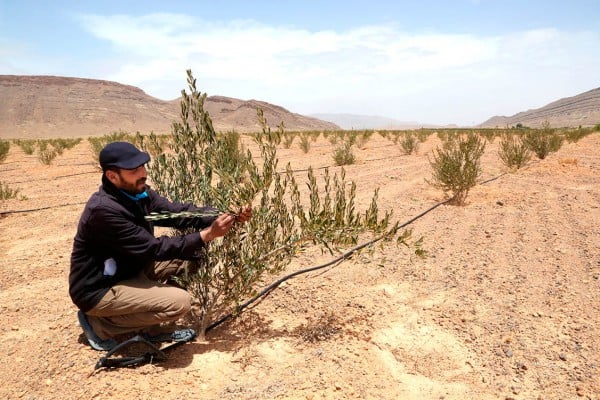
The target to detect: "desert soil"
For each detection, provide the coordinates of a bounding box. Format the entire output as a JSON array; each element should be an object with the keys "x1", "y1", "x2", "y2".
[{"x1": 0, "y1": 132, "x2": 599, "y2": 400}]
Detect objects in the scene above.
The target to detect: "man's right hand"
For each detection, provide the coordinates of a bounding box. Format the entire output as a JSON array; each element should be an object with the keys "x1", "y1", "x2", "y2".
[{"x1": 200, "y1": 213, "x2": 236, "y2": 243}]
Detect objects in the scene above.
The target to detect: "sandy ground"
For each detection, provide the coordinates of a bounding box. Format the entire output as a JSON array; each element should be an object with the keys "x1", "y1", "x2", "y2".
[{"x1": 0, "y1": 132, "x2": 599, "y2": 400}]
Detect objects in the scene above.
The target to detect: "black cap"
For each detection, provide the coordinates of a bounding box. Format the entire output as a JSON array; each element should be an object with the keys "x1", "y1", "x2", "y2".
[{"x1": 99, "y1": 141, "x2": 150, "y2": 170}]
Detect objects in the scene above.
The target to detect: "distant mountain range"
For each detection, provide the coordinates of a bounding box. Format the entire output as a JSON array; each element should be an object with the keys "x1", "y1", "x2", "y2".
[
  {"x1": 478, "y1": 87, "x2": 600, "y2": 128},
  {"x1": 0, "y1": 75, "x2": 339, "y2": 139},
  {"x1": 310, "y1": 113, "x2": 455, "y2": 130},
  {"x1": 1, "y1": 75, "x2": 598, "y2": 139}
]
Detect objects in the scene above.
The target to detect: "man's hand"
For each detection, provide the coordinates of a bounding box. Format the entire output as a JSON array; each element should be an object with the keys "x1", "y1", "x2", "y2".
[
  {"x1": 200, "y1": 206, "x2": 252, "y2": 243},
  {"x1": 235, "y1": 205, "x2": 253, "y2": 223}
]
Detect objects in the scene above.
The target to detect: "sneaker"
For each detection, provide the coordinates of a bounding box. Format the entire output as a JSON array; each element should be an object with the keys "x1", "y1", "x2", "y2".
[
  {"x1": 77, "y1": 310, "x2": 118, "y2": 351},
  {"x1": 143, "y1": 328, "x2": 196, "y2": 343}
]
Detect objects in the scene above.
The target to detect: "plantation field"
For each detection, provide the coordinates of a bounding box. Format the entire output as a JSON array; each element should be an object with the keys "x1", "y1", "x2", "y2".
[{"x1": 1, "y1": 131, "x2": 599, "y2": 399}]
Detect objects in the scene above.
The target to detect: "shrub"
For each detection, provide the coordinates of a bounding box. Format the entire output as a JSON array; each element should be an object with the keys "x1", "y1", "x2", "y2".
[
  {"x1": 355, "y1": 131, "x2": 374, "y2": 148},
  {"x1": 38, "y1": 149, "x2": 57, "y2": 165},
  {"x1": 498, "y1": 133, "x2": 531, "y2": 170},
  {"x1": 428, "y1": 132, "x2": 486, "y2": 205},
  {"x1": 332, "y1": 142, "x2": 356, "y2": 166},
  {"x1": 145, "y1": 70, "x2": 402, "y2": 337},
  {"x1": 88, "y1": 131, "x2": 134, "y2": 167},
  {"x1": 416, "y1": 130, "x2": 430, "y2": 143},
  {"x1": 282, "y1": 132, "x2": 296, "y2": 149},
  {"x1": 298, "y1": 133, "x2": 311, "y2": 153},
  {"x1": 399, "y1": 132, "x2": 419, "y2": 155},
  {"x1": 15, "y1": 139, "x2": 36, "y2": 155},
  {"x1": 523, "y1": 121, "x2": 563, "y2": 159},
  {"x1": 0, "y1": 139, "x2": 9, "y2": 163},
  {"x1": 37, "y1": 140, "x2": 48, "y2": 152},
  {"x1": 0, "y1": 181, "x2": 23, "y2": 200},
  {"x1": 481, "y1": 130, "x2": 496, "y2": 143},
  {"x1": 563, "y1": 127, "x2": 593, "y2": 143},
  {"x1": 48, "y1": 138, "x2": 80, "y2": 154}
]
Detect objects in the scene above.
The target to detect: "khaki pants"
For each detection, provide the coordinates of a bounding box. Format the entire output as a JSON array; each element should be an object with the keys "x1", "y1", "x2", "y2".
[{"x1": 85, "y1": 260, "x2": 192, "y2": 340}]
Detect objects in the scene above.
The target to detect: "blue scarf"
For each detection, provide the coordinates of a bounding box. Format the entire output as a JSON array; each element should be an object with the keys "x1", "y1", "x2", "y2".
[{"x1": 120, "y1": 190, "x2": 149, "y2": 202}]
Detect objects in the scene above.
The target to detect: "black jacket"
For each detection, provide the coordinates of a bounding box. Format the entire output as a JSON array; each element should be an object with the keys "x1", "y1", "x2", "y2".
[{"x1": 69, "y1": 176, "x2": 218, "y2": 312}]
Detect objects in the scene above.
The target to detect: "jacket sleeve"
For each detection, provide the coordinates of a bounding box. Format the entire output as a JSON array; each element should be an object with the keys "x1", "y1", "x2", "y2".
[
  {"x1": 146, "y1": 188, "x2": 220, "y2": 231},
  {"x1": 91, "y1": 200, "x2": 205, "y2": 263}
]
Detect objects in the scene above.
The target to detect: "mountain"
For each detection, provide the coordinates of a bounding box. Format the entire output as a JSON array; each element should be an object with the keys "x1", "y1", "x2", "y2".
[
  {"x1": 311, "y1": 113, "x2": 451, "y2": 130},
  {"x1": 479, "y1": 87, "x2": 600, "y2": 128},
  {"x1": 0, "y1": 75, "x2": 339, "y2": 139}
]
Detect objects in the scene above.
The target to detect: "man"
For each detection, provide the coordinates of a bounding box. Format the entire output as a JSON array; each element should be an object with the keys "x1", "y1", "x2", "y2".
[{"x1": 69, "y1": 141, "x2": 251, "y2": 351}]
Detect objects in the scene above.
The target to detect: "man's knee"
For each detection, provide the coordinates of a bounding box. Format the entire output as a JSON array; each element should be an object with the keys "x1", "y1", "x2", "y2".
[{"x1": 168, "y1": 288, "x2": 192, "y2": 317}]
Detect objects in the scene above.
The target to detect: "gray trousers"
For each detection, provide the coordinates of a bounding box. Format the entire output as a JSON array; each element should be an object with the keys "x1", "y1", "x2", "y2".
[{"x1": 85, "y1": 260, "x2": 192, "y2": 340}]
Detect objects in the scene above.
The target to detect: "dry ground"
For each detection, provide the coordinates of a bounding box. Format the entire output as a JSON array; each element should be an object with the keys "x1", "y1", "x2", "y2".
[{"x1": 0, "y1": 132, "x2": 599, "y2": 399}]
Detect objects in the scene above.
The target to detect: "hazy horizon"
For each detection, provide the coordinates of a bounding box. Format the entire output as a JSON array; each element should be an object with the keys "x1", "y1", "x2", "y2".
[{"x1": 1, "y1": 0, "x2": 599, "y2": 126}]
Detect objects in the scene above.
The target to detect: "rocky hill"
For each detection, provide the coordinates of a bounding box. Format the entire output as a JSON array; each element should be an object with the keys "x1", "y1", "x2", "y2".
[
  {"x1": 0, "y1": 75, "x2": 339, "y2": 139},
  {"x1": 479, "y1": 87, "x2": 600, "y2": 128}
]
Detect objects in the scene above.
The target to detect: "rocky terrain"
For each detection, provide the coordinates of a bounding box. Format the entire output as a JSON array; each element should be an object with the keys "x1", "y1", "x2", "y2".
[
  {"x1": 0, "y1": 75, "x2": 339, "y2": 139},
  {"x1": 479, "y1": 87, "x2": 600, "y2": 128}
]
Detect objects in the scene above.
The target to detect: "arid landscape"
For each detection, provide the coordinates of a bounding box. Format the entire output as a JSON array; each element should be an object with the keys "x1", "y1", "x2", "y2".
[{"x1": 1, "y1": 126, "x2": 599, "y2": 399}]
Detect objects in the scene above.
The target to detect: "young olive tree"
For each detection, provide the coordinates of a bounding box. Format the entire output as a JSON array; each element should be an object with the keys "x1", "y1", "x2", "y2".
[
  {"x1": 523, "y1": 121, "x2": 563, "y2": 160},
  {"x1": 498, "y1": 133, "x2": 531, "y2": 170},
  {"x1": 428, "y1": 132, "x2": 485, "y2": 205},
  {"x1": 142, "y1": 70, "x2": 403, "y2": 338}
]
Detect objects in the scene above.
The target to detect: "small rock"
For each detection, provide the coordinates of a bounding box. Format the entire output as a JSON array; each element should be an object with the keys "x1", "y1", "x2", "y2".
[
  {"x1": 496, "y1": 200, "x2": 504, "y2": 206},
  {"x1": 504, "y1": 348, "x2": 513, "y2": 358},
  {"x1": 559, "y1": 353, "x2": 567, "y2": 361}
]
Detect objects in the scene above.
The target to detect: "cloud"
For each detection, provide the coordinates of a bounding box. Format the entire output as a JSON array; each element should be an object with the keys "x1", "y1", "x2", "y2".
[{"x1": 75, "y1": 13, "x2": 600, "y2": 125}]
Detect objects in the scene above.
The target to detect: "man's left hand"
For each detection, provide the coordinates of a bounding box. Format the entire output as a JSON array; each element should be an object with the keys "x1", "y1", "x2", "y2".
[{"x1": 235, "y1": 205, "x2": 252, "y2": 223}]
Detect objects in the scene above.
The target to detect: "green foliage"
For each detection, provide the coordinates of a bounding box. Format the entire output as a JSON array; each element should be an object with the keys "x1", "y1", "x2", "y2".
[
  {"x1": 498, "y1": 133, "x2": 531, "y2": 170},
  {"x1": 399, "y1": 132, "x2": 419, "y2": 155},
  {"x1": 15, "y1": 139, "x2": 36, "y2": 155},
  {"x1": 0, "y1": 181, "x2": 24, "y2": 200},
  {"x1": 145, "y1": 70, "x2": 400, "y2": 337},
  {"x1": 88, "y1": 131, "x2": 134, "y2": 167},
  {"x1": 416, "y1": 129, "x2": 430, "y2": 143},
  {"x1": 355, "y1": 131, "x2": 374, "y2": 148},
  {"x1": 523, "y1": 121, "x2": 563, "y2": 159},
  {"x1": 48, "y1": 138, "x2": 81, "y2": 154},
  {"x1": 37, "y1": 140, "x2": 48, "y2": 152},
  {"x1": 332, "y1": 142, "x2": 356, "y2": 166},
  {"x1": 480, "y1": 130, "x2": 496, "y2": 143},
  {"x1": 38, "y1": 148, "x2": 57, "y2": 165},
  {"x1": 0, "y1": 139, "x2": 9, "y2": 163},
  {"x1": 282, "y1": 132, "x2": 296, "y2": 149},
  {"x1": 428, "y1": 133, "x2": 486, "y2": 205},
  {"x1": 298, "y1": 133, "x2": 311, "y2": 153},
  {"x1": 563, "y1": 127, "x2": 593, "y2": 143}
]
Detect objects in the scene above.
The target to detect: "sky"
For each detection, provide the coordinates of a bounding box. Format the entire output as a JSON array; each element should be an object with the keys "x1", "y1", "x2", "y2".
[{"x1": 1, "y1": 0, "x2": 599, "y2": 126}]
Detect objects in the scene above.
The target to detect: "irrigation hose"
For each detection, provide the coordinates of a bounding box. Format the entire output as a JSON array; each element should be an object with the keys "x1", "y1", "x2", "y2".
[
  {"x1": 205, "y1": 171, "x2": 510, "y2": 333},
  {"x1": 205, "y1": 196, "x2": 454, "y2": 333}
]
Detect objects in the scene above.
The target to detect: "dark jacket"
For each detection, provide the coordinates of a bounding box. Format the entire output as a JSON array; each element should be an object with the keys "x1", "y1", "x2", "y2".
[{"x1": 69, "y1": 176, "x2": 218, "y2": 312}]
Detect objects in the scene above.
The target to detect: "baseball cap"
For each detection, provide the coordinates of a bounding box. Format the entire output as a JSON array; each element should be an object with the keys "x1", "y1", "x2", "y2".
[{"x1": 99, "y1": 141, "x2": 150, "y2": 170}]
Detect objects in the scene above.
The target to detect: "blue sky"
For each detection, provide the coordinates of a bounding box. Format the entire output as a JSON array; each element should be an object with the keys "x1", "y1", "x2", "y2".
[{"x1": 1, "y1": 0, "x2": 599, "y2": 126}]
